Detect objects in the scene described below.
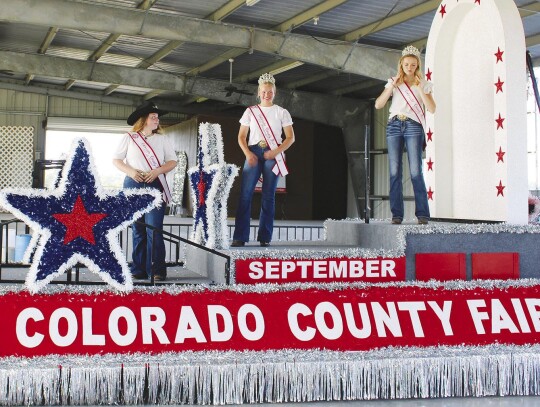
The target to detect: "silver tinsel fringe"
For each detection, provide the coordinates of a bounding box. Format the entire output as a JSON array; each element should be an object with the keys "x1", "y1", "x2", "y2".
[
  {"x1": 2, "y1": 345, "x2": 540, "y2": 405},
  {"x1": 170, "y1": 151, "x2": 188, "y2": 216}
]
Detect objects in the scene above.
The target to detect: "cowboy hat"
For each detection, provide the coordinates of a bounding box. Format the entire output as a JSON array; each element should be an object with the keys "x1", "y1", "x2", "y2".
[{"x1": 127, "y1": 101, "x2": 168, "y2": 125}]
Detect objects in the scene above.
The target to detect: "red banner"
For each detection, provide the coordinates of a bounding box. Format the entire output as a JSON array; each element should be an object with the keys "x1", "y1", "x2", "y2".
[
  {"x1": 3, "y1": 284, "x2": 540, "y2": 357},
  {"x1": 235, "y1": 257, "x2": 406, "y2": 284}
]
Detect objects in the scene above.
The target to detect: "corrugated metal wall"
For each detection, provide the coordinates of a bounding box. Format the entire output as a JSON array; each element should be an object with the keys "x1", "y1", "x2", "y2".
[
  {"x1": 373, "y1": 105, "x2": 416, "y2": 220},
  {"x1": 0, "y1": 88, "x2": 184, "y2": 159}
]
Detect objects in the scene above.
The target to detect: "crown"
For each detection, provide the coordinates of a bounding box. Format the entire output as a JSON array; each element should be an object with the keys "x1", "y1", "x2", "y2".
[
  {"x1": 402, "y1": 45, "x2": 421, "y2": 58},
  {"x1": 258, "y1": 72, "x2": 275, "y2": 85}
]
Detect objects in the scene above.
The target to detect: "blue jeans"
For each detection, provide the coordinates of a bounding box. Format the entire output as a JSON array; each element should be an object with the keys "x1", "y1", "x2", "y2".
[
  {"x1": 386, "y1": 118, "x2": 430, "y2": 220},
  {"x1": 123, "y1": 177, "x2": 167, "y2": 277},
  {"x1": 233, "y1": 144, "x2": 279, "y2": 242}
]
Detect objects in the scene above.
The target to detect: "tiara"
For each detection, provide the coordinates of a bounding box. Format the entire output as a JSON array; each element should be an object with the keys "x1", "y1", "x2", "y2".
[
  {"x1": 402, "y1": 45, "x2": 421, "y2": 58},
  {"x1": 258, "y1": 72, "x2": 275, "y2": 85}
]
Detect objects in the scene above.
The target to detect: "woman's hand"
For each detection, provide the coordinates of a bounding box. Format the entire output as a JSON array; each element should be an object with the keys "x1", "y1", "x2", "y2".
[
  {"x1": 143, "y1": 168, "x2": 160, "y2": 183},
  {"x1": 246, "y1": 151, "x2": 258, "y2": 167},
  {"x1": 263, "y1": 149, "x2": 278, "y2": 160},
  {"x1": 130, "y1": 168, "x2": 145, "y2": 183}
]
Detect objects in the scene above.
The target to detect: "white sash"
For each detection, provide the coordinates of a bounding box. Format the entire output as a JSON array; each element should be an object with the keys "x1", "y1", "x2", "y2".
[
  {"x1": 128, "y1": 132, "x2": 173, "y2": 203},
  {"x1": 248, "y1": 105, "x2": 289, "y2": 177},
  {"x1": 394, "y1": 80, "x2": 426, "y2": 132}
]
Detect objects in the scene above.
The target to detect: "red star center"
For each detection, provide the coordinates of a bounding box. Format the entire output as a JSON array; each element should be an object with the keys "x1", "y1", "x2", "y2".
[
  {"x1": 475, "y1": 0, "x2": 481, "y2": 4},
  {"x1": 496, "y1": 180, "x2": 505, "y2": 197},
  {"x1": 439, "y1": 4, "x2": 446, "y2": 17},
  {"x1": 426, "y1": 128, "x2": 433, "y2": 142},
  {"x1": 494, "y1": 47, "x2": 504, "y2": 63},
  {"x1": 197, "y1": 174, "x2": 206, "y2": 206},
  {"x1": 495, "y1": 113, "x2": 505, "y2": 129},
  {"x1": 427, "y1": 187, "x2": 434, "y2": 200},
  {"x1": 495, "y1": 77, "x2": 504, "y2": 93},
  {"x1": 496, "y1": 146, "x2": 505, "y2": 163},
  {"x1": 427, "y1": 158, "x2": 434, "y2": 171},
  {"x1": 426, "y1": 68, "x2": 432, "y2": 81},
  {"x1": 52, "y1": 195, "x2": 107, "y2": 245}
]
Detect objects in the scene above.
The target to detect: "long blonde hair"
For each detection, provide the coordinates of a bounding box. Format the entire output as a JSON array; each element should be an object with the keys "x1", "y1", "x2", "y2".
[
  {"x1": 395, "y1": 54, "x2": 422, "y2": 86},
  {"x1": 132, "y1": 114, "x2": 163, "y2": 134}
]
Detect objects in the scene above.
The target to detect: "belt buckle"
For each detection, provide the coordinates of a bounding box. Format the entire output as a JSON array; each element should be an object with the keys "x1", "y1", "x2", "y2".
[
  {"x1": 258, "y1": 140, "x2": 268, "y2": 148},
  {"x1": 397, "y1": 114, "x2": 408, "y2": 121}
]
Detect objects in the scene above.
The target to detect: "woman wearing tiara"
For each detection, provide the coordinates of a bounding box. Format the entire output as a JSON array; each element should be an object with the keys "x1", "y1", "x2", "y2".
[
  {"x1": 375, "y1": 45, "x2": 436, "y2": 225},
  {"x1": 231, "y1": 73, "x2": 295, "y2": 247}
]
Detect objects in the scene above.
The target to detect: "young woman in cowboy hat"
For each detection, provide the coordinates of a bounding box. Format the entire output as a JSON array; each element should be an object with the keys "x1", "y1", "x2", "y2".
[
  {"x1": 375, "y1": 45, "x2": 436, "y2": 225},
  {"x1": 113, "y1": 101, "x2": 177, "y2": 281}
]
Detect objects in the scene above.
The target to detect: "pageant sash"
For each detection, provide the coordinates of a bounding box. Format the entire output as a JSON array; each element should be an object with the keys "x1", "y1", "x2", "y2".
[
  {"x1": 128, "y1": 132, "x2": 173, "y2": 203},
  {"x1": 248, "y1": 105, "x2": 289, "y2": 177},
  {"x1": 393, "y1": 80, "x2": 426, "y2": 132}
]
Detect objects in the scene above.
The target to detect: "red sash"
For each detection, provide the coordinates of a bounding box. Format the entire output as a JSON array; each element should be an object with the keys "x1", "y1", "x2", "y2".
[
  {"x1": 248, "y1": 105, "x2": 289, "y2": 177},
  {"x1": 128, "y1": 132, "x2": 173, "y2": 203}
]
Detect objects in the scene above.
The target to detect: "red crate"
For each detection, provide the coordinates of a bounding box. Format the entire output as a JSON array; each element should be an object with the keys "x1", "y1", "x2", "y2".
[
  {"x1": 415, "y1": 253, "x2": 466, "y2": 281},
  {"x1": 471, "y1": 252, "x2": 519, "y2": 280}
]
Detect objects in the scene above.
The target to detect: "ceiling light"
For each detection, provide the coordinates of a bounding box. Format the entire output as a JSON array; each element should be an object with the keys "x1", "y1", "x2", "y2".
[
  {"x1": 269, "y1": 61, "x2": 304, "y2": 76},
  {"x1": 246, "y1": 0, "x2": 261, "y2": 6}
]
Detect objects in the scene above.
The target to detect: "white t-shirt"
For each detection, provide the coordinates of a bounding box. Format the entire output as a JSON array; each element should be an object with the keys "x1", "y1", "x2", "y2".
[
  {"x1": 113, "y1": 132, "x2": 177, "y2": 171},
  {"x1": 388, "y1": 85, "x2": 425, "y2": 124},
  {"x1": 239, "y1": 105, "x2": 293, "y2": 146}
]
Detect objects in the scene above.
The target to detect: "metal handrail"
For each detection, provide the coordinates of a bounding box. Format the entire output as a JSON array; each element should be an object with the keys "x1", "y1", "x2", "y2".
[
  {"x1": 139, "y1": 221, "x2": 231, "y2": 285},
  {"x1": 0, "y1": 218, "x2": 231, "y2": 286},
  {"x1": 0, "y1": 218, "x2": 324, "y2": 285}
]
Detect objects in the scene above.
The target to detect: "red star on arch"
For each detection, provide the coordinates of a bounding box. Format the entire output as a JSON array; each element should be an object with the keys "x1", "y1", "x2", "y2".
[
  {"x1": 496, "y1": 147, "x2": 505, "y2": 163},
  {"x1": 426, "y1": 128, "x2": 433, "y2": 142},
  {"x1": 197, "y1": 174, "x2": 206, "y2": 206},
  {"x1": 439, "y1": 4, "x2": 446, "y2": 17},
  {"x1": 475, "y1": 0, "x2": 481, "y2": 4},
  {"x1": 52, "y1": 195, "x2": 107, "y2": 245},
  {"x1": 495, "y1": 113, "x2": 505, "y2": 129},
  {"x1": 496, "y1": 180, "x2": 505, "y2": 197},
  {"x1": 426, "y1": 68, "x2": 432, "y2": 81},
  {"x1": 495, "y1": 77, "x2": 504, "y2": 93},
  {"x1": 494, "y1": 47, "x2": 504, "y2": 63},
  {"x1": 427, "y1": 157, "x2": 434, "y2": 171},
  {"x1": 427, "y1": 187, "x2": 434, "y2": 200}
]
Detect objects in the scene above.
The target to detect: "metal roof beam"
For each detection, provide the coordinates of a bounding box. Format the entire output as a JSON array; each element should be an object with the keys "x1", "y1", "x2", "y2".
[
  {"x1": 0, "y1": 50, "x2": 367, "y2": 126},
  {"x1": 0, "y1": 0, "x2": 393, "y2": 79},
  {"x1": 106, "y1": 0, "x2": 242, "y2": 95},
  {"x1": 518, "y1": 2, "x2": 540, "y2": 17},
  {"x1": 200, "y1": 0, "x2": 349, "y2": 81},
  {"x1": 206, "y1": 0, "x2": 246, "y2": 22},
  {"x1": 273, "y1": 0, "x2": 349, "y2": 33},
  {"x1": 332, "y1": 79, "x2": 381, "y2": 96},
  {"x1": 339, "y1": 0, "x2": 440, "y2": 42},
  {"x1": 234, "y1": 60, "x2": 304, "y2": 84},
  {"x1": 284, "y1": 71, "x2": 339, "y2": 90},
  {"x1": 38, "y1": 26, "x2": 59, "y2": 54},
  {"x1": 288, "y1": 0, "x2": 539, "y2": 91}
]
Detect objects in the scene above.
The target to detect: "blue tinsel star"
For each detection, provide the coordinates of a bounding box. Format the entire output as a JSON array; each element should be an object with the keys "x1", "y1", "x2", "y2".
[{"x1": 0, "y1": 138, "x2": 161, "y2": 293}]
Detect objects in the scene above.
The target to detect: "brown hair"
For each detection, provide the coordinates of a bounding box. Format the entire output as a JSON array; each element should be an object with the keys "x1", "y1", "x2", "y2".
[{"x1": 131, "y1": 114, "x2": 163, "y2": 134}]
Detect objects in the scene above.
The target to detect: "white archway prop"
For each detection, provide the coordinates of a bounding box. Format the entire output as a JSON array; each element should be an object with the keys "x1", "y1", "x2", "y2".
[{"x1": 425, "y1": 0, "x2": 527, "y2": 223}]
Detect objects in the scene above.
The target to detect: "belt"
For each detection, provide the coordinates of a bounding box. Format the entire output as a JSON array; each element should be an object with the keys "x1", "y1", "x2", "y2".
[
  {"x1": 257, "y1": 140, "x2": 268, "y2": 148},
  {"x1": 392, "y1": 114, "x2": 409, "y2": 122}
]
